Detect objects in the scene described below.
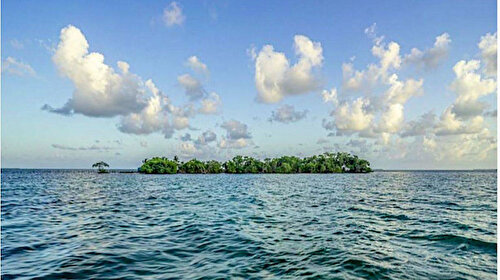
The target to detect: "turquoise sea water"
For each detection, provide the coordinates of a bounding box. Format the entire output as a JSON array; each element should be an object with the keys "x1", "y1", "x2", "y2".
[{"x1": 1, "y1": 169, "x2": 497, "y2": 279}]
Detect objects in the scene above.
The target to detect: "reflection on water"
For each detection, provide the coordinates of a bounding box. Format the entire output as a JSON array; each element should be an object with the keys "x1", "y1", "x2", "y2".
[{"x1": 1, "y1": 170, "x2": 497, "y2": 279}]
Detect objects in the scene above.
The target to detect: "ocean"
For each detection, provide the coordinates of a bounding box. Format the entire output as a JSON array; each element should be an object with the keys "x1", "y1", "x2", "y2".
[{"x1": 1, "y1": 169, "x2": 497, "y2": 279}]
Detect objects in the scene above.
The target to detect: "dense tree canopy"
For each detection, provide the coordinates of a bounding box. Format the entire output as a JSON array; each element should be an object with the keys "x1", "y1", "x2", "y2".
[
  {"x1": 138, "y1": 157, "x2": 177, "y2": 174},
  {"x1": 138, "y1": 153, "x2": 372, "y2": 174}
]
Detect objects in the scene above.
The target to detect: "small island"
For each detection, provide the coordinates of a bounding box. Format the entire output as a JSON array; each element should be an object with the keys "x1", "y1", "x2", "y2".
[{"x1": 138, "y1": 152, "x2": 372, "y2": 174}]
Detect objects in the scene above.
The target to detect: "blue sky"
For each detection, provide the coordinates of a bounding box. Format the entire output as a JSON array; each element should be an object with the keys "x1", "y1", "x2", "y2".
[{"x1": 2, "y1": 0, "x2": 497, "y2": 169}]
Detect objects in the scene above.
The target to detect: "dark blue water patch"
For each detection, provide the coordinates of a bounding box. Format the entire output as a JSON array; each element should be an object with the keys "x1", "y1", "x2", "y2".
[{"x1": 1, "y1": 169, "x2": 497, "y2": 279}]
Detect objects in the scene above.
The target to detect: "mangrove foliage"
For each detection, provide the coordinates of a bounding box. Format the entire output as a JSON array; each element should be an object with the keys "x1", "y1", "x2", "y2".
[
  {"x1": 138, "y1": 152, "x2": 372, "y2": 174},
  {"x1": 92, "y1": 161, "x2": 109, "y2": 173}
]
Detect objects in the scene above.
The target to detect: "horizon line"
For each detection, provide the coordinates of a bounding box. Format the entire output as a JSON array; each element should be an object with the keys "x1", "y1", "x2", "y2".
[{"x1": 1, "y1": 168, "x2": 497, "y2": 172}]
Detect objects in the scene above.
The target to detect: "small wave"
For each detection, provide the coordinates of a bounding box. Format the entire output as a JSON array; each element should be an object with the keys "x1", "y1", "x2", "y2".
[
  {"x1": 338, "y1": 258, "x2": 391, "y2": 279},
  {"x1": 347, "y1": 206, "x2": 412, "y2": 221},
  {"x1": 379, "y1": 213, "x2": 411, "y2": 221},
  {"x1": 2, "y1": 242, "x2": 49, "y2": 257},
  {"x1": 409, "y1": 234, "x2": 497, "y2": 252}
]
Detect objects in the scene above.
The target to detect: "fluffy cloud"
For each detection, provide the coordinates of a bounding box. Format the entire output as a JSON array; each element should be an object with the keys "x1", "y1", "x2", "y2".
[
  {"x1": 341, "y1": 63, "x2": 378, "y2": 92},
  {"x1": 377, "y1": 103, "x2": 404, "y2": 133},
  {"x1": 422, "y1": 136, "x2": 437, "y2": 151},
  {"x1": 163, "y1": 2, "x2": 185, "y2": 27},
  {"x1": 403, "y1": 32, "x2": 496, "y2": 142},
  {"x1": 254, "y1": 35, "x2": 323, "y2": 103},
  {"x1": 117, "y1": 80, "x2": 197, "y2": 138},
  {"x1": 435, "y1": 107, "x2": 484, "y2": 136},
  {"x1": 118, "y1": 98, "x2": 194, "y2": 138},
  {"x1": 422, "y1": 129, "x2": 496, "y2": 162},
  {"x1": 44, "y1": 25, "x2": 219, "y2": 139},
  {"x1": 400, "y1": 111, "x2": 436, "y2": 137},
  {"x1": 221, "y1": 120, "x2": 251, "y2": 139},
  {"x1": 327, "y1": 97, "x2": 374, "y2": 133},
  {"x1": 2, "y1": 57, "x2": 36, "y2": 76},
  {"x1": 194, "y1": 130, "x2": 217, "y2": 145},
  {"x1": 321, "y1": 88, "x2": 338, "y2": 106},
  {"x1": 323, "y1": 26, "x2": 459, "y2": 143},
  {"x1": 449, "y1": 60, "x2": 496, "y2": 118},
  {"x1": 372, "y1": 41, "x2": 402, "y2": 71},
  {"x1": 167, "y1": 103, "x2": 196, "y2": 130},
  {"x1": 382, "y1": 75, "x2": 423, "y2": 105},
  {"x1": 45, "y1": 25, "x2": 147, "y2": 117},
  {"x1": 219, "y1": 120, "x2": 252, "y2": 149},
  {"x1": 180, "y1": 56, "x2": 221, "y2": 112},
  {"x1": 117, "y1": 80, "x2": 171, "y2": 136},
  {"x1": 199, "y1": 92, "x2": 221, "y2": 114},
  {"x1": 178, "y1": 73, "x2": 205, "y2": 100},
  {"x1": 342, "y1": 37, "x2": 402, "y2": 93},
  {"x1": 404, "y1": 33, "x2": 451, "y2": 70},
  {"x1": 218, "y1": 138, "x2": 249, "y2": 149},
  {"x1": 185, "y1": 56, "x2": 208, "y2": 75},
  {"x1": 179, "y1": 142, "x2": 198, "y2": 157},
  {"x1": 268, "y1": 104, "x2": 308, "y2": 123},
  {"x1": 344, "y1": 24, "x2": 438, "y2": 95},
  {"x1": 177, "y1": 140, "x2": 224, "y2": 160},
  {"x1": 41, "y1": 102, "x2": 73, "y2": 116},
  {"x1": 176, "y1": 130, "x2": 225, "y2": 159},
  {"x1": 478, "y1": 32, "x2": 497, "y2": 77},
  {"x1": 374, "y1": 75, "x2": 423, "y2": 134},
  {"x1": 346, "y1": 139, "x2": 372, "y2": 154},
  {"x1": 320, "y1": 26, "x2": 495, "y2": 167}
]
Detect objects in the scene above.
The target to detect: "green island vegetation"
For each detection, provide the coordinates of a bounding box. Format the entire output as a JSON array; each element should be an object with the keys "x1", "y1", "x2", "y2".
[
  {"x1": 138, "y1": 153, "x2": 372, "y2": 174},
  {"x1": 92, "y1": 161, "x2": 110, "y2": 173}
]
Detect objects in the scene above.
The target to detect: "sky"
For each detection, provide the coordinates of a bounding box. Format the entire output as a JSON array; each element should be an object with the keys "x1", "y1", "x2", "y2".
[{"x1": 1, "y1": 0, "x2": 497, "y2": 169}]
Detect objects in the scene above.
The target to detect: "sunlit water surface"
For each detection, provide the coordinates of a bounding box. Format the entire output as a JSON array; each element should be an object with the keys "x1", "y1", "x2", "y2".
[{"x1": 2, "y1": 169, "x2": 497, "y2": 279}]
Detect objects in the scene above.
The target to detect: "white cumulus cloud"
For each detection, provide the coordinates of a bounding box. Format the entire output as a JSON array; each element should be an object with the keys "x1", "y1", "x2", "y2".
[
  {"x1": 342, "y1": 39, "x2": 402, "y2": 93},
  {"x1": 219, "y1": 120, "x2": 252, "y2": 149},
  {"x1": 321, "y1": 88, "x2": 339, "y2": 106},
  {"x1": 478, "y1": 32, "x2": 497, "y2": 77},
  {"x1": 449, "y1": 60, "x2": 496, "y2": 118},
  {"x1": 404, "y1": 33, "x2": 451, "y2": 70},
  {"x1": 329, "y1": 97, "x2": 374, "y2": 133},
  {"x1": 254, "y1": 35, "x2": 323, "y2": 103},
  {"x1": 268, "y1": 104, "x2": 308, "y2": 123},
  {"x1": 378, "y1": 103, "x2": 404, "y2": 133},
  {"x1": 185, "y1": 56, "x2": 209, "y2": 75},
  {"x1": 199, "y1": 92, "x2": 221, "y2": 114},
  {"x1": 117, "y1": 79, "x2": 171, "y2": 136},
  {"x1": 178, "y1": 73, "x2": 205, "y2": 100},
  {"x1": 194, "y1": 130, "x2": 217, "y2": 145},
  {"x1": 435, "y1": 107, "x2": 484, "y2": 136},
  {"x1": 44, "y1": 25, "x2": 213, "y2": 139},
  {"x1": 45, "y1": 25, "x2": 147, "y2": 117}
]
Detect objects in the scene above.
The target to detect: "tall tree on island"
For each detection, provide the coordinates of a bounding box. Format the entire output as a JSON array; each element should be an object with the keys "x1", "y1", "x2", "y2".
[{"x1": 92, "y1": 161, "x2": 110, "y2": 173}]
